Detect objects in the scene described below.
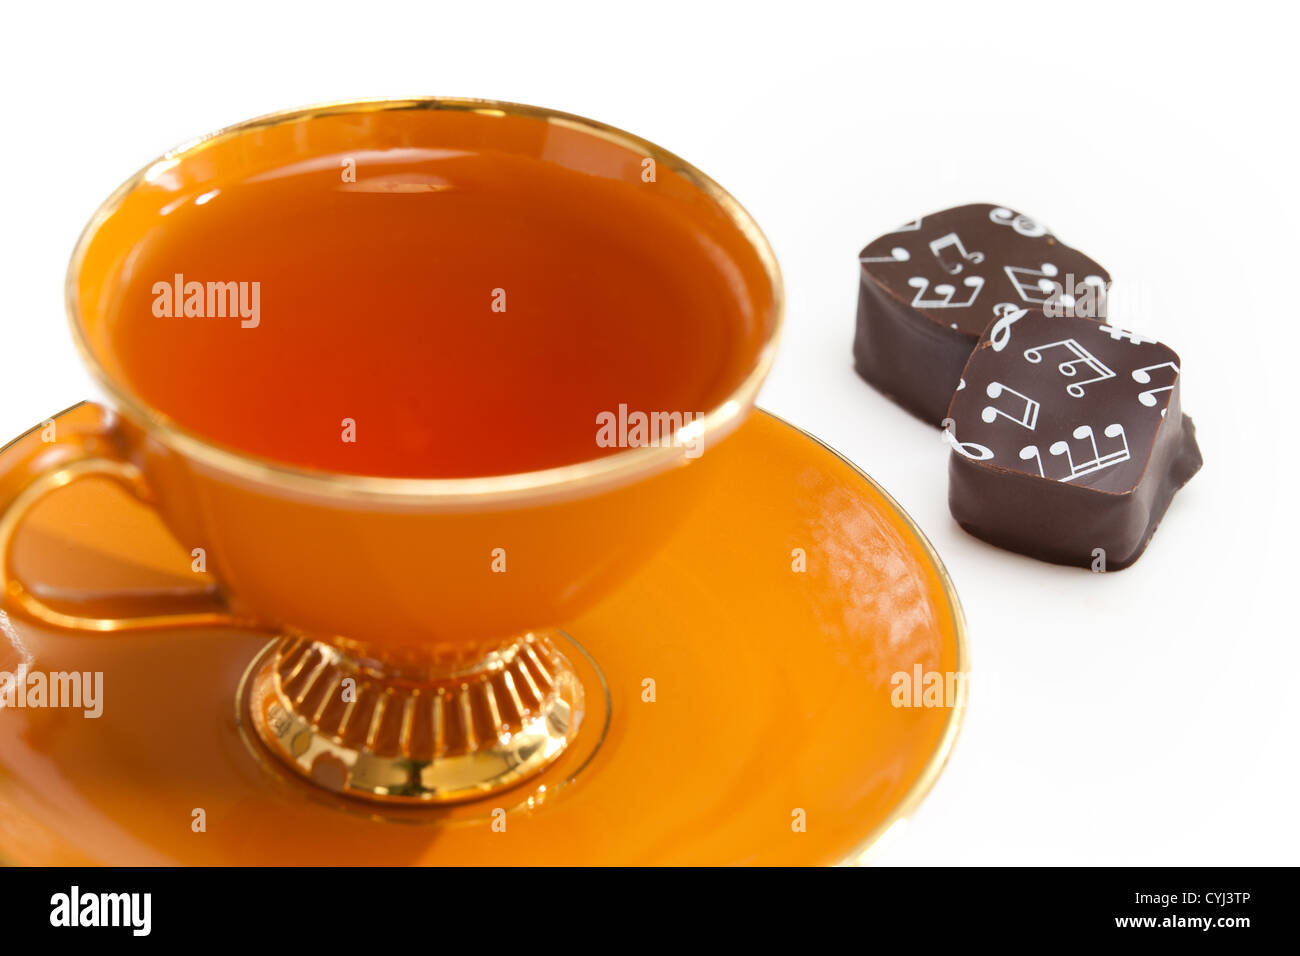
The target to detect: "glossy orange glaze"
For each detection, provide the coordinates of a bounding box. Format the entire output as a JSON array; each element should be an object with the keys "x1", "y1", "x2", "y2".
[
  {"x1": 21, "y1": 402, "x2": 722, "y2": 657},
  {"x1": 0, "y1": 410, "x2": 963, "y2": 865}
]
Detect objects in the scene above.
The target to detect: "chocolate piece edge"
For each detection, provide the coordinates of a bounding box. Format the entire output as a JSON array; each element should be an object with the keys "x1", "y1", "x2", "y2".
[{"x1": 947, "y1": 389, "x2": 1203, "y2": 571}]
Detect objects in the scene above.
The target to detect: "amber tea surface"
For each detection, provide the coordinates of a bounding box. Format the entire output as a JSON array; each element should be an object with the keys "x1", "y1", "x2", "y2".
[{"x1": 101, "y1": 145, "x2": 766, "y2": 477}]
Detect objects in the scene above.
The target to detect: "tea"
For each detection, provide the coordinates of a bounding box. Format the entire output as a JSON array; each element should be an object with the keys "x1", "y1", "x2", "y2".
[{"x1": 99, "y1": 140, "x2": 767, "y2": 477}]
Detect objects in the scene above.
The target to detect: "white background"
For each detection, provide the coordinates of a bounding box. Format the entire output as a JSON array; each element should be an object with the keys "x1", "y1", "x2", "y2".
[{"x1": 2, "y1": 1, "x2": 1296, "y2": 864}]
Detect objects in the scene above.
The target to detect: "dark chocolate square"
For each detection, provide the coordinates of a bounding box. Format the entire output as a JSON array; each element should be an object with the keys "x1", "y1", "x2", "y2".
[
  {"x1": 854, "y1": 203, "x2": 1110, "y2": 424},
  {"x1": 944, "y1": 311, "x2": 1202, "y2": 569}
]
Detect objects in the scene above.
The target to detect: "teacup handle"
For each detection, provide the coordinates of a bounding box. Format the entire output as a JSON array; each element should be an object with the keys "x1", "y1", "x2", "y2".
[{"x1": 0, "y1": 402, "x2": 236, "y2": 631}]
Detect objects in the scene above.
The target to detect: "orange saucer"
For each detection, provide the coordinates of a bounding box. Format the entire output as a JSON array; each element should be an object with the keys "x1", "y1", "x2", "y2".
[{"x1": 0, "y1": 410, "x2": 966, "y2": 865}]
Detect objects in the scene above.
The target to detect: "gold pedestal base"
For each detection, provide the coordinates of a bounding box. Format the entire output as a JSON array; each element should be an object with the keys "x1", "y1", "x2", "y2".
[{"x1": 241, "y1": 632, "x2": 587, "y2": 804}]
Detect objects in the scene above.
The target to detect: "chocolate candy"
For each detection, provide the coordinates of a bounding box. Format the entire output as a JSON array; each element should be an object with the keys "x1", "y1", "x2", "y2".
[
  {"x1": 854, "y1": 203, "x2": 1111, "y2": 425},
  {"x1": 943, "y1": 310, "x2": 1202, "y2": 570}
]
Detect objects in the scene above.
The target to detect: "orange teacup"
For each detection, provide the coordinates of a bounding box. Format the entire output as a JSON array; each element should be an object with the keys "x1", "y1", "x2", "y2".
[{"x1": 0, "y1": 99, "x2": 783, "y2": 802}]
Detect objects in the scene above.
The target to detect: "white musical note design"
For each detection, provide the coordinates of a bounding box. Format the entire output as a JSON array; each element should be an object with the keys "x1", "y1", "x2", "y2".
[
  {"x1": 891, "y1": 218, "x2": 923, "y2": 233},
  {"x1": 1018, "y1": 445, "x2": 1046, "y2": 478},
  {"x1": 988, "y1": 303, "x2": 1028, "y2": 352},
  {"x1": 1131, "y1": 361, "x2": 1180, "y2": 407},
  {"x1": 1023, "y1": 339, "x2": 1115, "y2": 397},
  {"x1": 908, "y1": 275, "x2": 985, "y2": 308},
  {"x1": 1098, "y1": 324, "x2": 1156, "y2": 344},
  {"x1": 981, "y1": 382, "x2": 1040, "y2": 430},
  {"x1": 941, "y1": 418, "x2": 994, "y2": 460},
  {"x1": 929, "y1": 232, "x2": 985, "y2": 274},
  {"x1": 1004, "y1": 263, "x2": 1060, "y2": 304},
  {"x1": 860, "y1": 246, "x2": 911, "y2": 264},
  {"x1": 988, "y1": 207, "x2": 1048, "y2": 237},
  {"x1": 1048, "y1": 424, "x2": 1130, "y2": 482}
]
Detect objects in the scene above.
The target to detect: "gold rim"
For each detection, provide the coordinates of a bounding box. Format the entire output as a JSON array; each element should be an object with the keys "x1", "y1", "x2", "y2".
[
  {"x1": 64, "y1": 97, "x2": 785, "y2": 507},
  {"x1": 765, "y1": 416, "x2": 969, "y2": 866}
]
